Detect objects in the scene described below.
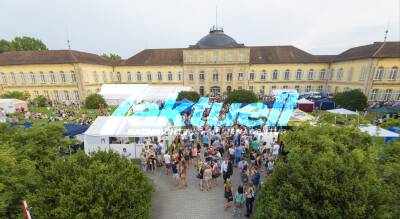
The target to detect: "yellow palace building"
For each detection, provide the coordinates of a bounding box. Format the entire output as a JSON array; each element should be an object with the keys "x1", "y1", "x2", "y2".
[{"x1": 0, "y1": 26, "x2": 399, "y2": 103}]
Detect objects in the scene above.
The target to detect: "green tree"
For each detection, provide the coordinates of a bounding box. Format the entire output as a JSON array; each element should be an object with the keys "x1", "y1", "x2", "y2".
[
  {"x1": 29, "y1": 150, "x2": 153, "y2": 219},
  {"x1": 33, "y1": 95, "x2": 48, "y2": 107},
  {"x1": 379, "y1": 118, "x2": 400, "y2": 129},
  {"x1": 254, "y1": 124, "x2": 398, "y2": 219},
  {"x1": 333, "y1": 89, "x2": 367, "y2": 111},
  {"x1": 101, "y1": 53, "x2": 122, "y2": 61},
  {"x1": 177, "y1": 91, "x2": 200, "y2": 102},
  {"x1": 10, "y1": 36, "x2": 47, "y2": 51},
  {"x1": 0, "y1": 91, "x2": 30, "y2": 100},
  {"x1": 224, "y1": 89, "x2": 258, "y2": 104},
  {"x1": 0, "y1": 39, "x2": 13, "y2": 53},
  {"x1": 85, "y1": 94, "x2": 106, "y2": 109}
]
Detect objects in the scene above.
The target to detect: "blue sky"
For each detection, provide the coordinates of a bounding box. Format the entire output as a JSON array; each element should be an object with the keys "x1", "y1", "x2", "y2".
[{"x1": 0, "y1": 0, "x2": 399, "y2": 58}]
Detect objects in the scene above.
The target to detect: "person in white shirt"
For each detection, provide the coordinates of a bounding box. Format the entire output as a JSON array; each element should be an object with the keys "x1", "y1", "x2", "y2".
[
  {"x1": 121, "y1": 148, "x2": 131, "y2": 160},
  {"x1": 272, "y1": 143, "x2": 280, "y2": 160},
  {"x1": 163, "y1": 150, "x2": 171, "y2": 175}
]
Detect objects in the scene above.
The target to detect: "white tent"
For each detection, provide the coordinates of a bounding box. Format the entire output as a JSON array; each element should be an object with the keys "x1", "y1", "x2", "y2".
[
  {"x1": 84, "y1": 116, "x2": 176, "y2": 158},
  {"x1": 359, "y1": 125, "x2": 400, "y2": 137},
  {"x1": 0, "y1": 99, "x2": 28, "y2": 114},
  {"x1": 271, "y1": 89, "x2": 297, "y2": 96},
  {"x1": 99, "y1": 84, "x2": 194, "y2": 106},
  {"x1": 327, "y1": 108, "x2": 358, "y2": 115},
  {"x1": 297, "y1": 98, "x2": 314, "y2": 104}
]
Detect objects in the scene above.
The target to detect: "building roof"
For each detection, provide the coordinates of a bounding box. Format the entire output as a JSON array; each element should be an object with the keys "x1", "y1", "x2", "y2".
[
  {"x1": 249, "y1": 46, "x2": 332, "y2": 64},
  {"x1": 0, "y1": 50, "x2": 114, "y2": 66},
  {"x1": 121, "y1": 48, "x2": 183, "y2": 66},
  {"x1": 334, "y1": 42, "x2": 400, "y2": 62},
  {"x1": 189, "y1": 27, "x2": 244, "y2": 49}
]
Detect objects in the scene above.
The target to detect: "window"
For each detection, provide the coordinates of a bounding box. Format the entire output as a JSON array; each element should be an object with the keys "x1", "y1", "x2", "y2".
[
  {"x1": 127, "y1": 72, "x2": 132, "y2": 81},
  {"x1": 136, "y1": 72, "x2": 142, "y2": 81},
  {"x1": 93, "y1": 71, "x2": 98, "y2": 82},
  {"x1": 389, "y1": 67, "x2": 398, "y2": 80},
  {"x1": 168, "y1": 72, "x2": 173, "y2": 81},
  {"x1": 226, "y1": 72, "x2": 232, "y2": 82},
  {"x1": 71, "y1": 71, "x2": 76, "y2": 82},
  {"x1": 188, "y1": 73, "x2": 194, "y2": 81},
  {"x1": 374, "y1": 66, "x2": 384, "y2": 80},
  {"x1": 177, "y1": 72, "x2": 182, "y2": 81},
  {"x1": 199, "y1": 71, "x2": 205, "y2": 82},
  {"x1": 198, "y1": 54, "x2": 204, "y2": 63},
  {"x1": 273, "y1": 70, "x2": 279, "y2": 80},
  {"x1": 109, "y1": 72, "x2": 114, "y2": 81},
  {"x1": 284, "y1": 70, "x2": 290, "y2": 80},
  {"x1": 249, "y1": 70, "x2": 255, "y2": 81},
  {"x1": 329, "y1": 68, "x2": 334, "y2": 80},
  {"x1": 60, "y1": 71, "x2": 66, "y2": 83},
  {"x1": 227, "y1": 52, "x2": 233, "y2": 62},
  {"x1": 307, "y1": 69, "x2": 314, "y2": 80},
  {"x1": 260, "y1": 70, "x2": 267, "y2": 81},
  {"x1": 294, "y1": 85, "x2": 300, "y2": 92},
  {"x1": 317, "y1": 85, "x2": 323, "y2": 92},
  {"x1": 296, "y1": 69, "x2": 302, "y2": 80},
  {"x1": 64, "y1": 90, "x2": 70, "y2": 101},
  {"x1": 238, "y1": 72, "x2": 243, "y2": 80},
  {"x1": 305, "y1": 85, "x2": 312, "y2": 92},
  {"x1": 116, "y1": 72, "x2": 121, "y2": 82},
  {"x1": 53, "y1": 91, "x2": 60, "y2": 101},
  {"x1": 212, "y1": 70, "x2": 219, "y2": 82},
  {"x1": 157, "y1": 72, "x2": 162, "y2": 81},
  {"x1": 383, "y1": 89, "x2": 392, "y2": 101},
  {"x1": 30, "y1": 72, "x2": 36, "y2": 84},
  {"x1": 239, "y1": 52, "x2": 244, "y2": 62},
  {"x1": 347, "y1": 67, "x2": 353, "y2": 81},
  {"x1": 212, "y1": 52, "x2": 218, "y2": 62},
  {"x1": 74, "y1": 91, "x2": 80, "y2": 101},
  {"x1": 33, "y1": 91, "x2": 39, "y2": 97},
  {"x1": 102, "y1": 71, "x2": 107, "y2": 82},
  {"x1": 360, "y1": 66, "x2": 367, "y2": 81},
  {"x1": 11, "y1": 73, "x2": 16, "y2": 84},
  {"x1": 39, "y1": 72, "x2": 45, "y2": 84},
  {"x1": 282, "y1": 85, "x2": 288, "y2": 89},
  {"x1": 370, "y1": 89, "x2": 379, "y2": 101},
  {"x1": 319, "y1": 69, "x2": 326, "y2": 80},
  {"x1": 20, "y1": 72, "x2": 26, "y2": 84},
  {"x1": 186, "y1": 54, "x2": 192, "y2": 63},
  {"x1": 0, "y1": 73, "x2": 6, "y2": 84},
  {"x1": 271, "y1": 85, "x2": 276, "y2": 90},
  {"x1": 336, "y1": 68, "x2": 343, "y2": 81},
  {"x1": 199, "y1": 86, "x2": 204, "y2": 96},
  {"x1": 260, "y1": 86, "x2": 265, "y2": 95},
  {"x1": 44, "y1": 90, "x2": 49, "y2": 99},
  {"x1": 147, "y1": 72, "x2": 152, "y2": 81}
]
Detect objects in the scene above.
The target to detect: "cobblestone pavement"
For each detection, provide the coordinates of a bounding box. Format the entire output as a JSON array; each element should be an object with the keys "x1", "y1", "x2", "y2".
[{"x1": 147, "y1": 161, "x2": 252, "y2": 219}]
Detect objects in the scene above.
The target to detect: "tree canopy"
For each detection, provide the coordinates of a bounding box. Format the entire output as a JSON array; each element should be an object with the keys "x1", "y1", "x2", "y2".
[
  {"x1": 253, "y1": 124, "x2": 399, "y2": 219},
  {"x1": 0, "y1": 91, "x2": 30, "y2": 100},
  {"x1": 177, "y1": 91, "x2": 200, "y2": 102},
  {"x1": 33, "y1": 95, "x2": 48, "y2": 107},
  {"x1": 85, "y1": 94, "x2": 106, "y2": 109},
  {"x1": 224, "y1": 89, "x2": 258, "y2": 104},
  {"x1": 0, "y1": 36, "x2": 48, "y2": 53},
  {"x1": 101, "y1": 53, "x2": 122, "y2": 61},
  {"x1": 333, "y1": 89, "x2": 368, "y2": 111}
]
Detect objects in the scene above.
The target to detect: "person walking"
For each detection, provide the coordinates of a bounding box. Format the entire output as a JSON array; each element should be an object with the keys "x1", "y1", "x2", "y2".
[
  {"x1": 224, "y1": 179, "x2": 234, "y2": 210},
  {"x1": 233, "y1": 185, "x2": 245, "y2": 217},
  {"x1": 245, "y1": 183, "x2": 255, "y2": 217},
  {"x1": 203, "y1": 164, "x2": 213, "y2": 191},
  {"x1": 179, "y1": 160, "x2": 188, "y2": 189},
  {"x1": 163, "y1": 150, "x2": 171, "y2": 175}
]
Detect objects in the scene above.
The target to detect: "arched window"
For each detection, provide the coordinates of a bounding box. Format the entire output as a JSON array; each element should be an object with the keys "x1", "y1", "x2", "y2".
[
  {"x1": 260, "y1": 70, "x2": 267, "y2": 80},
  {"x1": 273, "y1": 70, "x2": 279, "y2": 80},
  {"x1": 319, "y1": 69, "x2": 326, "y2": 80},
  {"x1": 168, "y1": 72, "x2": 173, "y2": 81},
  {"x1": 147, "y1": 72, "x2": 152, "y2": 81},
  {"x1": 226, "y1": 72, "x2": 232, "y2": 82},
  {"x1": 60, "y1": 71, "x2": 66, "y2": 83},
  {"x1": 296, "y1": 69, "x2": 303, "y2": 80},
  {"x1": 116, "y1": 72, "x2": 121, "y2": 82},
  {"x1": 199, "y1": 86, "x2": 204, "y2": 96},
  {"x1": 384, "y1": 89, "x2": 392, "y2": 101},
  {"x1": 127, "y1": 72, "x2": 131, "y2": 81},
  {"x1": 30, "y1": 72, "x2": 36, "y2": 84},
  {"x1": 212, "y1": 70, "x2": 219, "y2": 82},
  {"x1": 136, "y1": 72, "x2": 142, "y2": 81},
  {"x1": 157, "y1": 72, "x2": 162, "y2": 81},
  {"x1": 336, "y1": 68, "x2": 343, "y2": 81},
  {"x1": 177, "y1": 72, "x2": 182, "y2": 81},
  {"x1": 389, "y1": 66, "x2": 398, "y2": 80},
  {"x1": 374, "y1": 66, "x2": 384, "y2": 80},
  {"x1": 284, "y1": 70, "x2": 290, "y2": 80},
  {"x1": 249, "y1": 70, "x2": 255, "y2": 81},
  {"x1": 71, "y1": 71, "x2": 76, "y2": 82},
  {"x1": 40, "y1": 72, "x2": 46, "y2": 83},
  {"x1": 93, "y1": 71, "x2": 98, "y2": 82},
  {"x1": 0, "y1": 73, "x2": 6, "y2": 84},
  {"x1": 11, "y1": 72, "x2": 16, "y2": 84},
  {"x1": 307, "y1": 69, "x2": 314, "y2": 80},
  {"x1": 199, "y1": 71, "x2": 205, "y2": 82},
  {"x1": 20, "y1": 72, "x2": 26, "y2": 84},
  {"x1": 370, "y1": 89, "x2": 379, "y2": 100},
  {"x1": 102, "y1": 71, "x2": 107, "y2": 82}
]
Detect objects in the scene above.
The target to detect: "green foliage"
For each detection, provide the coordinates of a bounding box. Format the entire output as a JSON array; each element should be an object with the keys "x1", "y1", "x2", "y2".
[
  {"x1": 224, "y1": 89, "x2": 258, "y2": 104},
  {"x1": 33, "y1": 95, "x2": 48, "y2": 107},
  {"x1": 177, "y1": 91, "x2": 200, "y2": 102},
  {"x1": 11, "y1": 36, "x2": 47, "y2": 51},
  {"x1": 101, "y1": 53, "x2": 122, "y2": 61},
  {"x1": 254, "y1": 124, "x2": 399, "y2": 219},
  {"x1": 85, "y1": 94, "x2": 106, "y2": 109},
  {"x1": 379, "y1": 118, "x2": 400, "y2": 129},
  {"x1": 333, "y1": 89, "x2": 368, "y2": 111},
  {"x1": 0, "y1": 91, "x2": 30, "y2": 100},
  {"x1": 29, "y1": 151, "x2": 153, "y2": 219},
  {"x1": 0, "y1": 39, "x2": 12, "y2": 53}
]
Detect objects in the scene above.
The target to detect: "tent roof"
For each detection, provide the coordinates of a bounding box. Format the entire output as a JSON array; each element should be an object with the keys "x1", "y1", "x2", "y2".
[
  {"x1": 84, "y1": 116, "x2": 173, "y2": 137},
  {"x1": 271, "y1": 89, "x2": 297, "y2": 96},
  {"x1": 359, "y1": 125, "x2": 400, "y2": 137},
  {"x1": 0, "y1": 99, "x2": 27, "y2": 104},
  {"x1": 297, "y1": 98, "x2": 314, "y2": 104},
  {"x1": 289, "y1": 109, "x2": 315, "y2": 122},
  {"x1": 327, "y1": 108, "x2": 358, "y2": 115},
  {"x1": 64, "y1": 124, "x2": 89, "y2": 137}
]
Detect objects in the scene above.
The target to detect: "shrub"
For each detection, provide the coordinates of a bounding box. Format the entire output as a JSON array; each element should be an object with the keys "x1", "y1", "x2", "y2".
[
  {"x1": 177, "y1": 91, "x2": 200, "y2": 102},
  {"x1": 224, "y1": 89, "x2": 258, "y2": 104},
  {"x1": 333, "y1": 89, "x2": 367, "y2": 111},
  {"x1": 85, "y1": 94, "x2": 106, "y2": 109},
  {"x1": 33, "y1": 95, "x2": 48, "y2": 107},
  {"x1": 0, "y1": 91, "x2": 30, "y2": 100}
]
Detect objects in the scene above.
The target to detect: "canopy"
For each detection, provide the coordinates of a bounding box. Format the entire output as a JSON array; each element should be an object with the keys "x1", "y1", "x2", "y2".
[
  {"x1": 314, "y1": 98, "x2": 335, "y2": 110},
  {"x1": 64, "y1": 124, "x2": 89, "y2": 138},
  {"x1": 359, "y1": 125, "x2": 400, "y2": 137},
  {"x1": 327, "y1": 108, "x2": 358, "y2": 115},
  {"x1": 0, "y1": 98, "x2": 28, "y2": 114},
  {"x1": 368, "y1": 106, "x2": 400, "y2": 114},
  {"x1": 297, "y1": 98, "x2": 314, "y2": 104},
  {"x1": 271, "y1": 89, "x2": 297, "y2": 96},
  {"x1": 84, "y1": 116, "x2": 173, "y2": 138},
  {"x1": 288, "y1": 109, "x2": 315, "y2": 125}
]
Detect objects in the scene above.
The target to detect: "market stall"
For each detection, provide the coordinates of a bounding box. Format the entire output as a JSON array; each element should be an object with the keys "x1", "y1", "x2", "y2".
[{"x1": 297, "y1": 98, "x2": 314, "y2": 112}]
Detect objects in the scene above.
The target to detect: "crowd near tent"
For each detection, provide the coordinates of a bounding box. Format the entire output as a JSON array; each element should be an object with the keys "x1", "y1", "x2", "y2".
[
  {"x1": 0, "y1": 99, "x2": 28, "y2": 114},
  {"x1": 84, "y1": 116, "x2": 176, "y2": 159},
  {"x1": 297, "y1": 98, "x2": 314, "y2": 112},
  {"x1": 99, "y1": 84, "x2": 194, "y2": 106}
]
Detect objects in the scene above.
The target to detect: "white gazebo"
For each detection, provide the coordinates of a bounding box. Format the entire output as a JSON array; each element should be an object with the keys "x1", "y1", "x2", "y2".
[
  {"x1": 84, "y1": 116, "x2": 177, "y2": 159},
  {"x1": 327, "y1": 108, "x2": 359, "y2": 115},
  {"x1": 359, "y1": 125, "x2": 400, "y2": 138}
]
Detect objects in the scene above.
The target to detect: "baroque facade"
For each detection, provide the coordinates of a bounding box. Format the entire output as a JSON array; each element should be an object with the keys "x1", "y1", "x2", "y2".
[{"x1": 0, "y1": 26, "x2": 399, "y2": 103}]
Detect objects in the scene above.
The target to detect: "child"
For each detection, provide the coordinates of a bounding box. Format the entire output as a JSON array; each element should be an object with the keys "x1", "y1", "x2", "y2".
[{"x1": 233, "y1": 185, "x2": 245, "y2": 217}]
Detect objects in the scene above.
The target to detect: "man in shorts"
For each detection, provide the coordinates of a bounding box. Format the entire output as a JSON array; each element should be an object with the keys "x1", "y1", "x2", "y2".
[{"x1": 172, "y1": 161, "x2": 180, "y2": 186}]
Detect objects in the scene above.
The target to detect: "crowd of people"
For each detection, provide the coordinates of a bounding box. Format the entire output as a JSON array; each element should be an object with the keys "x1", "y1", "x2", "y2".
[{"x1": 132, "y1": 125, "x2": 283, "y2": 218}]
